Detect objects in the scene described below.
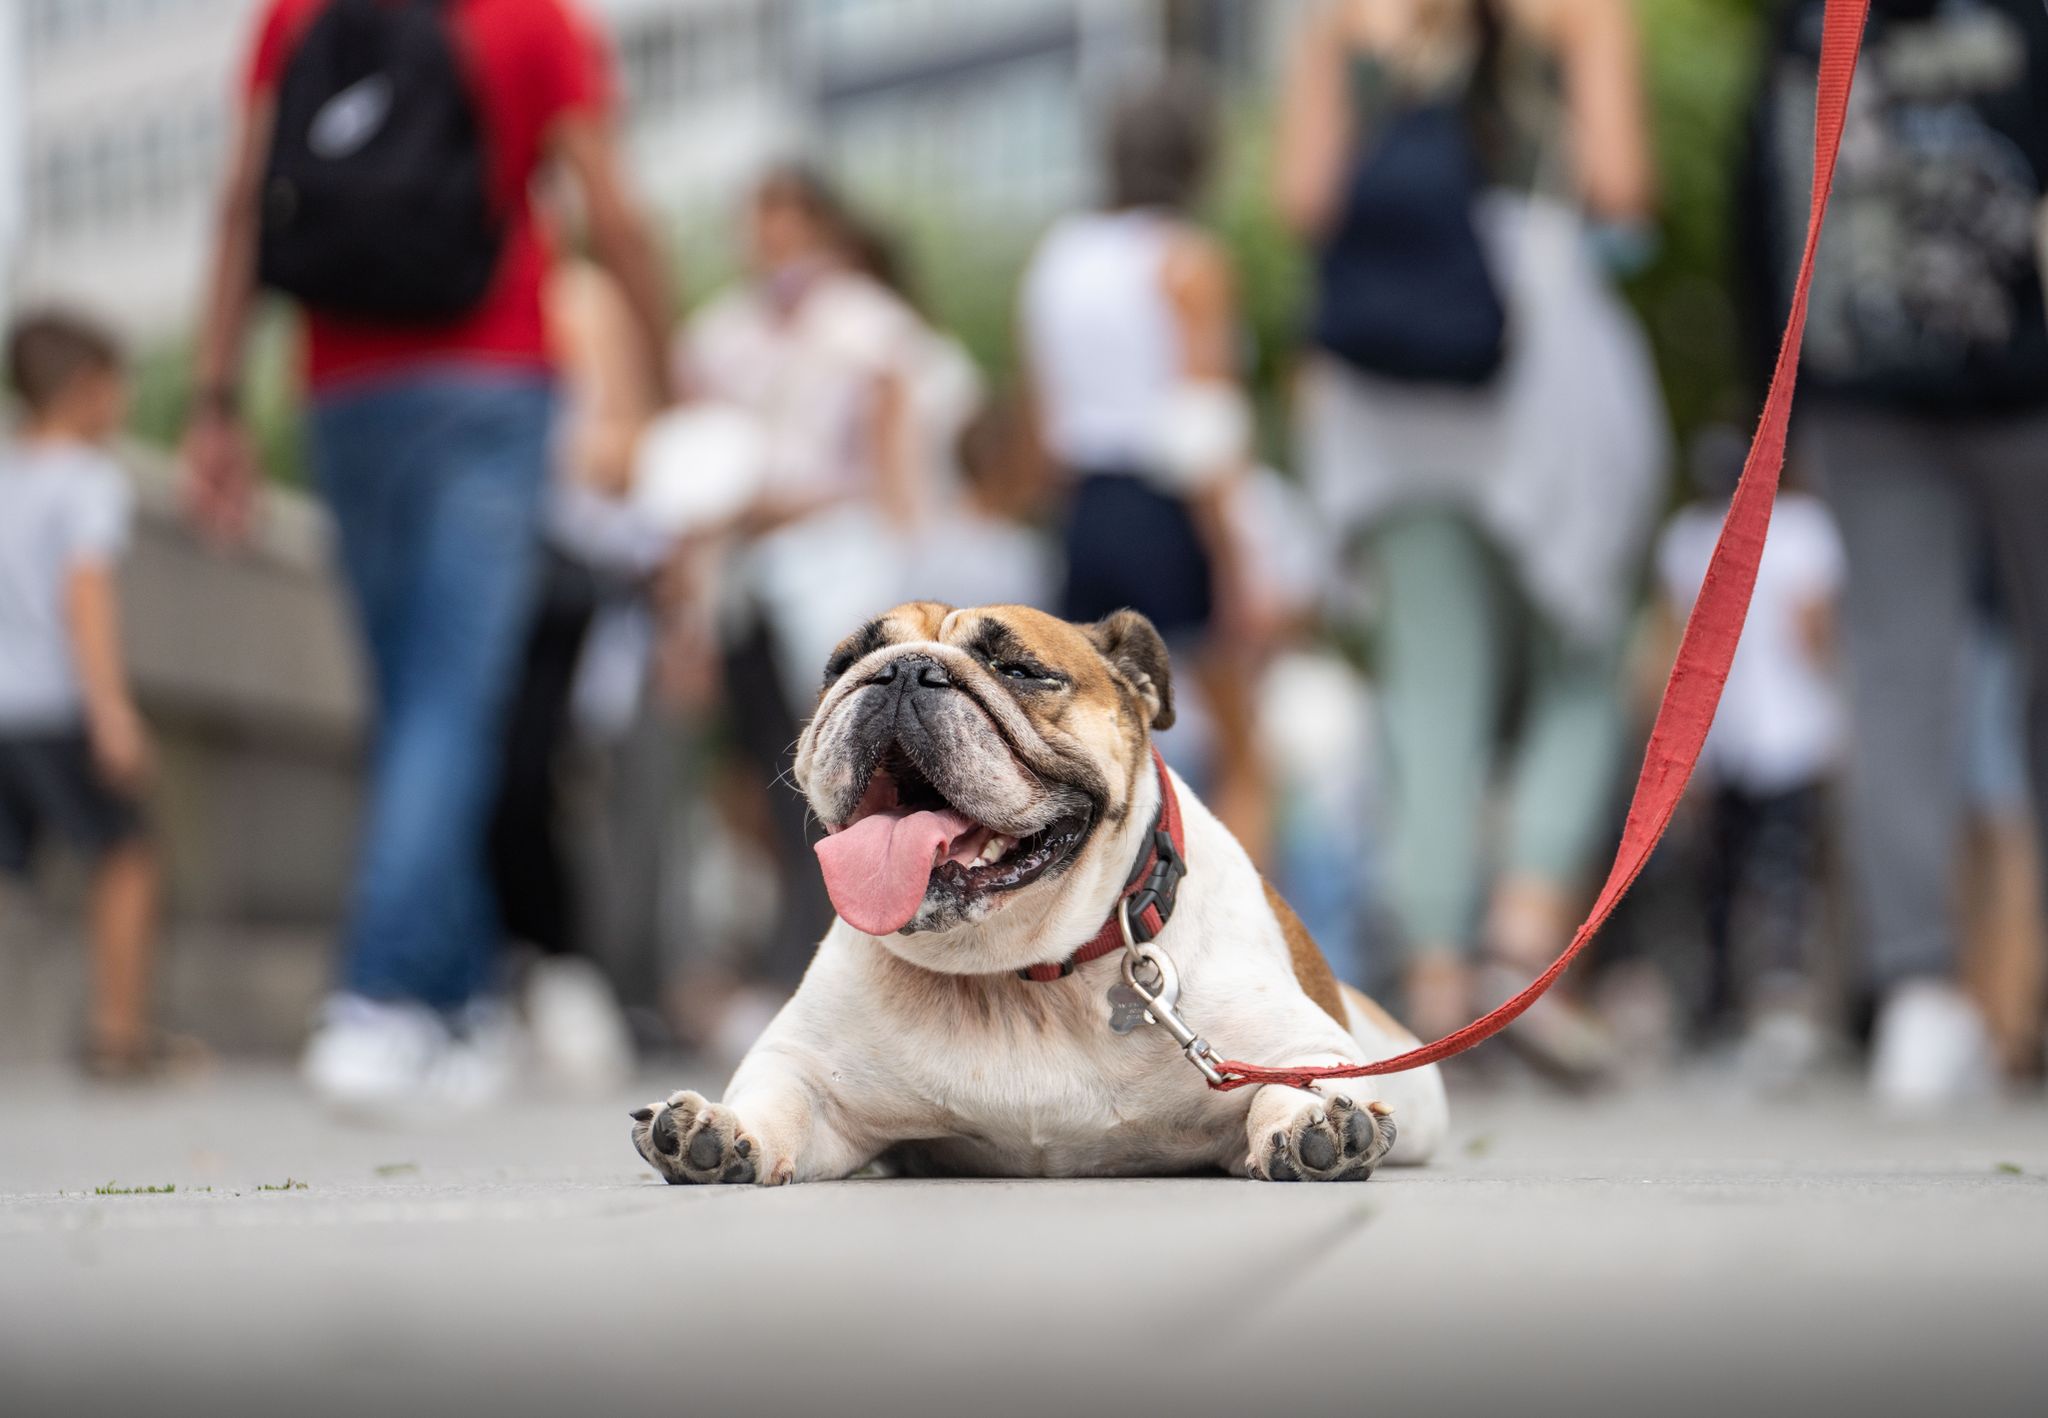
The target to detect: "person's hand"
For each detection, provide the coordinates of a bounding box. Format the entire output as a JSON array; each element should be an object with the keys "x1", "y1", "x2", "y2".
[
  {"x1": 654, "y1": 603, "x2": 724, "y2": 713},
  {"x1": 181, "y1": 408, "x2": 258, "y2": 548},
  {"x1": 89, "y1": 700, "x2": 154, "y2": 795},
  {"x1": 651, "y1": 540, "x2": 724, "y2": 712}
]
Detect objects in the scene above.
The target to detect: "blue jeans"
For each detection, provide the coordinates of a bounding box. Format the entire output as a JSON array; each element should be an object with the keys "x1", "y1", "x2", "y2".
[{"x1": 312, "y1": 369, "x2": 554, "y2": 1012}]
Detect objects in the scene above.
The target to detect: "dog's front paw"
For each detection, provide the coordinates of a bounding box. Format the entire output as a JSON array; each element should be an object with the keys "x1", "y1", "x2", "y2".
[
  {"x1": 630, "y1": 1090, "x2": 770, "y2": 1186},
  {"x1": 1249, "y1": 1095, "x2": 1397, "y2": 1183}
]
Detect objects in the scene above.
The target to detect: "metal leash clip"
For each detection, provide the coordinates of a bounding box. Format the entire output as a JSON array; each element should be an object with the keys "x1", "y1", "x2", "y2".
[{"x1": 1107, "y1": 900, "x2": 1227, "y2": 1086}]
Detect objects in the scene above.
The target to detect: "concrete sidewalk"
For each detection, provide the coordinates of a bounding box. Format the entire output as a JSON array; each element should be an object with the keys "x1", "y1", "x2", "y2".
[{"x1": 2, "y1": 1064, "x2": 2043, "y2": 1418}]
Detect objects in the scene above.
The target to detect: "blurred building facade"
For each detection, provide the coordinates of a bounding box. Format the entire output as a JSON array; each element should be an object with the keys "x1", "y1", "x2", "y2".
[
  {"x1": 7, "y1": 0, "x2": 248, "y2": 334},
  {"x1": 0, "y1": 3, "x2": 23, "y2": 335},
  {"x1": 0, "y1": 0, "x2": 1295, "y2": 340}
]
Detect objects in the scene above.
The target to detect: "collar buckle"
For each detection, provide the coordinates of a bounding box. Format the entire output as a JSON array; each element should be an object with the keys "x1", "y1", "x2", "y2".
[{"x1": 1122, "y1": 826, "x2": 1185, "y2": 946}]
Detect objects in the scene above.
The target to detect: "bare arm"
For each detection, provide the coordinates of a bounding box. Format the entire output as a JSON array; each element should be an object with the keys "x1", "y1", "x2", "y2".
[
  {"x1": 181, "y1": 95, "x2": 273, "y2": 544},
  {"x1": 1797, "y1": 596, "x2": 1836, "y2": 669},
  {"x1": 1163, "y1": 232, "x2": 1240, "y2": 387},
  {"x1": 66, "y1": 564, "x2": 149, "y2": 791},
  {"x1": 869, "y1": 368, "x2": 922, "y2": 531},
  {"x1": 2036, "y1": 199, "x2": 2047, "y2": 301},
  {"x1": 552, "y1": 113, "x2": 676, "y2": 404},
  {"x1": 1161, "y1": 232, "x2": 1253, "y2": 639},
  {"x1": 1554, "y1": 0, "x2": 1655, "y2": 222},
  {"x1": 548, "y1": 263, "x2": 660, "y2": 496},
  {"x1": 1273, "y1": 2, "x2": 1355, "y2": 239},
  {"x1": 1004, "y1": 366, "x2": 1060, "y2": 517},
  {"x1": 1014, "y1": 295, "x2": 1070, "y2": 502},
  {"x1": 191, "y1": 96, "x2": 269, "y2": 416}
]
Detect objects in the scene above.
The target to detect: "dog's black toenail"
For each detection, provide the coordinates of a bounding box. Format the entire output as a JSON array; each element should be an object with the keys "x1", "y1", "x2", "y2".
[
  {"x1": 650, "y1": 1110, "x2": 681, "y2": 1156},
  {"x1": 1299, "y1": 1126, "x2": 1339, "y2": 1172},
  {"x1": 687, "y1": 1125, "x2": 727, "y2": 1171},
  {"x1": 734, "y1": 1137, "x2": 752, "y2": 1159},
  {"x1": 630, "y1": 1107, "x2": 655, "y2": 1123}
]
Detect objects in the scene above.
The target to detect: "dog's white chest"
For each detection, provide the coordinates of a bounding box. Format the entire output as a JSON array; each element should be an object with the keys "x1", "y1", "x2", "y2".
[{"x1": 870, "y1": 991, "x2": 1244, "y2": 1177}]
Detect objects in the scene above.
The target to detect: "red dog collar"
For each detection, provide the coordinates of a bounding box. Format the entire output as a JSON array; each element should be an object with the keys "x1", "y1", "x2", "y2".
[{"x1": 1019, "y1": 749, "x2": 1186, "y2": 982}]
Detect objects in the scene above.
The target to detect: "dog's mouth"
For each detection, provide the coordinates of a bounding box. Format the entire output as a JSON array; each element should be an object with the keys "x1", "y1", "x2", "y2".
[{"x1": 815, "y1": 746, "x2": 1094, "y2": 936}]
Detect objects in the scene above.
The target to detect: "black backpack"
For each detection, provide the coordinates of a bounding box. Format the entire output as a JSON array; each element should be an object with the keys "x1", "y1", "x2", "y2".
[
  {"x1": 1310, "y1": 98, "x2": 1508, "y2": 387},
  {"x1": 258, "y1": 0, "x2": 504, "y2": 323},
  {"x1": 1740, "y1": 0, "x2": 2048, "y2": 413}
]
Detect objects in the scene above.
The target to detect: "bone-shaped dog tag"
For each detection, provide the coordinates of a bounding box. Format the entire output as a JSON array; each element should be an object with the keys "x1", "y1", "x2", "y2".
[{"x1": 1107, "y1": 981, "x2": 1154, "y2": 1034}]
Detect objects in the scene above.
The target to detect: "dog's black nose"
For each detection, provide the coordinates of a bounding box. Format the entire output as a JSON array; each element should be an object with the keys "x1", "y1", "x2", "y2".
[{"x1": 872, "y1": 655, "x2": 950, "y2": 691}]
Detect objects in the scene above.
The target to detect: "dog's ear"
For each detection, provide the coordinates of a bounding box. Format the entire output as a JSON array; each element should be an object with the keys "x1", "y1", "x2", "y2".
[{"x1": 1086, "y1": 610, "x2": 1175, "y2": 731}]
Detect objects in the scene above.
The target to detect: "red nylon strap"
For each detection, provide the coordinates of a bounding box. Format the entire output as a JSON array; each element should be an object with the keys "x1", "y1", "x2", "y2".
[
  {"x1": 1020, "y1": 748, "x2": 1186, "y2": 982},
  {"x1": 1209, "y1": 0, "x2": 1871, "y2": 1092}
]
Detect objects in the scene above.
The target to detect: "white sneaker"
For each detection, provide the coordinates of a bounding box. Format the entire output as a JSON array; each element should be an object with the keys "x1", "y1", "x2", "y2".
[
  {"x1": 1738, "y1": 1006, "x2": 1831, "y2": 1096},
  {"x1": 431, "y1": 998, "x2": 524, "y2": 1111},
  {"x1": 524, "y1": 957, "x2": 634, "y2": 1096},
  {"x1": 301, "y1": 994, "x2": 449, "y2": 1117},
  {"x1": 1870, "y1": 979, "x2": 1997, "y2": 1110}
]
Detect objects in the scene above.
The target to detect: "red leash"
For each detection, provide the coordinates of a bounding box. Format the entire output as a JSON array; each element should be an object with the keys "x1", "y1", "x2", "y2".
[{"x1": 1208, "y1": 0, "x2": 1872, "y2": 1093}]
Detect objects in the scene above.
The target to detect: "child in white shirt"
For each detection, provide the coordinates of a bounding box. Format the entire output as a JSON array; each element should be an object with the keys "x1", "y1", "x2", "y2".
[
  {"x1": 1656, "y1": 426, "x2": 1844, "y2": 1075},
  {"x1": 0, "y1": 310, "x2": 163, "y2": 1076}
]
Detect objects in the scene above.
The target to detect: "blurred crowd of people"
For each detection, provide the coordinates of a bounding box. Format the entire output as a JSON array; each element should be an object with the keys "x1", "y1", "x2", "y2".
[{"x1": 4, "y1": 0, "x2": 2046, "y2": 1117}]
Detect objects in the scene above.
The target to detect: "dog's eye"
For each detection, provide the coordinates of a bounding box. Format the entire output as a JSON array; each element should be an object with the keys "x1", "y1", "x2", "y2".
[{"x1": 991, "y1": 660, "x2": 1061, "y2": 686}]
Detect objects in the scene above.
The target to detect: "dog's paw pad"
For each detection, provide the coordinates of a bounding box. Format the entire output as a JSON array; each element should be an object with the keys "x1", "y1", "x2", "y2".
[
  {"x1": 630, "y1": 1091, "x2": 759, "y2": 1186},
  {"x1": 1254, "y1": 1096, "x2": 1396, "y2": 1183}
]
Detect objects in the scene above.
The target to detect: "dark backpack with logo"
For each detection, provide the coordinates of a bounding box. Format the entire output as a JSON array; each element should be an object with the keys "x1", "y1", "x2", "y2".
[
  {"x1": 1740, "y1": 0, "x2": 2048, "y2": 413},
  {"x1": 258, "y1": 0, "x2": 504, "y2": 323}
]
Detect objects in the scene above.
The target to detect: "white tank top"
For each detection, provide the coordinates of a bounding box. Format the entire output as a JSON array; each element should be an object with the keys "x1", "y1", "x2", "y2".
[{"x1": 1022, "y1": 210, "x2": 1182, "y2": 471}]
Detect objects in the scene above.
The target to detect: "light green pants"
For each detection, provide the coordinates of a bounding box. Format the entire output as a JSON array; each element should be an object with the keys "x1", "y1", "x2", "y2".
[{"x1": 1369, "y1": 509, "x2": 1624, "y2": 959}]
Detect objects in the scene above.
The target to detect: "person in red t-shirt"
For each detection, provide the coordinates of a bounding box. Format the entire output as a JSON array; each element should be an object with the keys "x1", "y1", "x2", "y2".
[{"x1": 181, "y1": 0, "x2": 672, "y2": 1114}]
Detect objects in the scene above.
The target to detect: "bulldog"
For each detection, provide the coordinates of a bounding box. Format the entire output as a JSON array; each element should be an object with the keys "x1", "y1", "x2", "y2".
[{"x1": 631, "y1": 603, "x2": 1448, "y2": 1184}]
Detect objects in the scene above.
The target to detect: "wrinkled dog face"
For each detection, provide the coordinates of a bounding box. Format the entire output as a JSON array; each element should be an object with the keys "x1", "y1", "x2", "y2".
[{"x1": 795, "y1": 603, "x2": 1174, "y2": 945}]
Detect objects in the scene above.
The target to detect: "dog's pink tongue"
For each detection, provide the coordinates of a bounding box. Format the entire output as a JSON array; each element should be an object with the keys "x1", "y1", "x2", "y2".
[{"x1": 816, "y1": 808, "x2": 979, "y2": 936}]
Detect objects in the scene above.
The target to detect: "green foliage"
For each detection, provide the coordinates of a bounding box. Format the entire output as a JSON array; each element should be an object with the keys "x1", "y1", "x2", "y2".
[{"x1": 1628, "y1": 0, "x2": 1771, "y2": 441}]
